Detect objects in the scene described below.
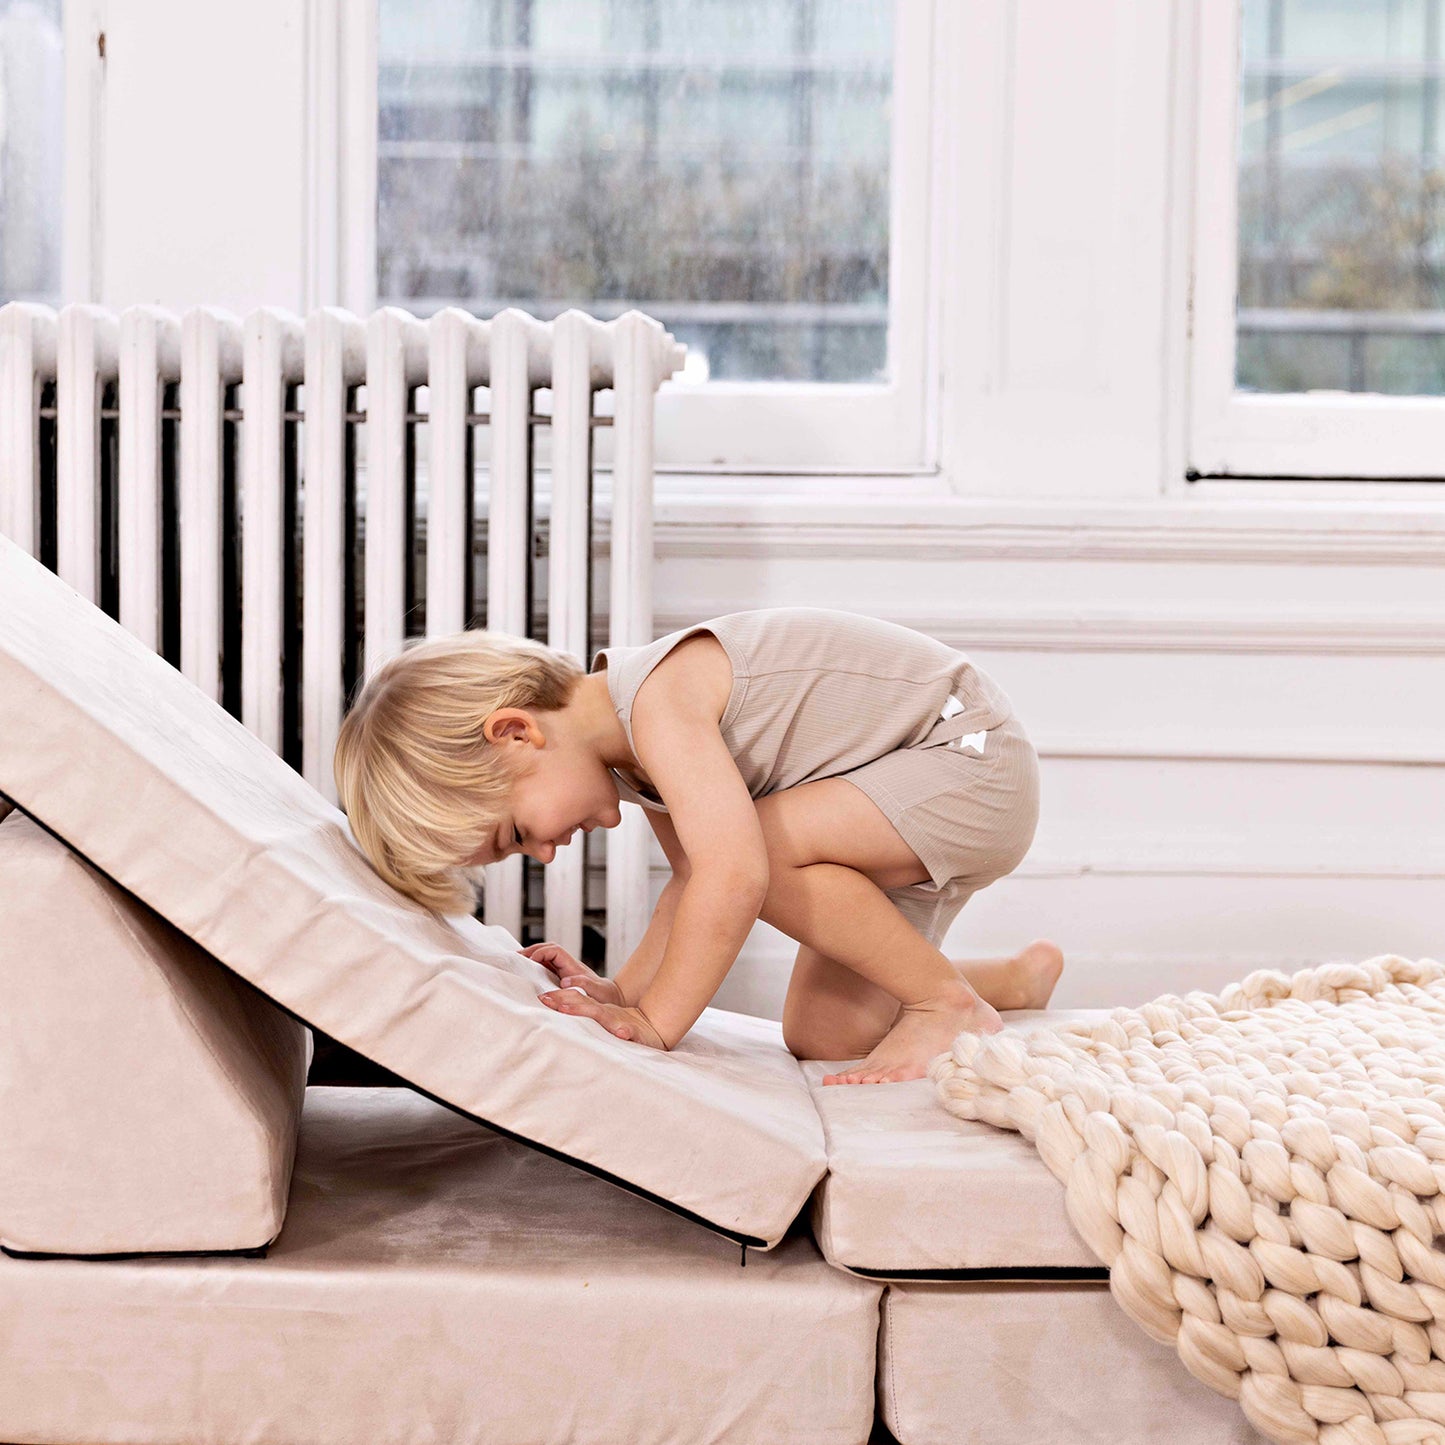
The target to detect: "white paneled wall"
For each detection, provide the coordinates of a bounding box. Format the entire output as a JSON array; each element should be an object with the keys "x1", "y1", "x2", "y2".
[
  {"x1": 648, "y1": 504, "x2": 1445, "y2": 1019},
  {"x1": 66, "y1": 0, "x2": 1445, "y2": 1020}
]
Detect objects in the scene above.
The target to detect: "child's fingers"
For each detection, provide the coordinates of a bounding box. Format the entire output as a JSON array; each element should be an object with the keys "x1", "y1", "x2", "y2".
[
  {"x1": 539, "y1": 991, "x2": 637, "y2": 1043},
  {"x1": 521, "y1": 945, "x2": 572, "y2": 977}
]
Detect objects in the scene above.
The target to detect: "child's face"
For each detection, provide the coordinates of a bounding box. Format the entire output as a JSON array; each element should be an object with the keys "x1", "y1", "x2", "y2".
[{"x1": 462, "y1": 722, "x2": 622, "y2": 868}]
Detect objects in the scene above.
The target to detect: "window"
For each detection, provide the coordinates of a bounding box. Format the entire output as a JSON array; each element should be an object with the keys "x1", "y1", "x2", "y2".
[
  {"x1": 0, "y1": 0, "x2": 64, "y2": 307},
  {"x1": 1238, "y1": 0, "x2": 1445, "y2": 397},
  {"x1": 1190, "y1": 0, "x2": 1445, "y2": 480},
  {"x1": 357, "y1": 0, "x2": 937, "y2": 474}
]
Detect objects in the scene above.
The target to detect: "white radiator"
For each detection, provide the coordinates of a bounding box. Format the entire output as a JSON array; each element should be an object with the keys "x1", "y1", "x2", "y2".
[{"x1": 0, "y1": 301, "x2": 685, "y2": 972}]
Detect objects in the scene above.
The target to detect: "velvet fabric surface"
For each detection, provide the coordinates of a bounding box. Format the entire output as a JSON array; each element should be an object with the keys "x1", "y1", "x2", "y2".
[
  {"x1": 0, "y1": 536, "x2": 827, "y2": 1248},
  {"x1": 803, "y1": 1009, "x2": 1108, "y2": 1277},
  {"x1": 0, "y1": 1086, "x2": 883, "y2": 1445},
  {"x1": 0, "y1": 809, "x2": 310, "y2": 1256},
  {"x1": 879, "y1": 1279, "x2": 1271, "y2": 1444}
]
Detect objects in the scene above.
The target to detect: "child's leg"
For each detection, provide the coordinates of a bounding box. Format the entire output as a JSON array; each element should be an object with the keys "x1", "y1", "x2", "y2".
[
  {"x1": 782, "y1": 941, "x2": 906, "y2": 1065},
  {"x1": 756, "y1": 722, "x2": 1044, "y2": 1082},
  {"x1": 887, "y1": 878, "x2": 1064, "y2": 1013},
  {"x1": 782, "y1": 938, "x2": 1063, "y2": 1063},
  {"x1": 760, "y1": 856, "x2": 998, "y2": 1082},
  {"x1": 951, "y1": 942, "x2": 1064, "y2": 1012}
]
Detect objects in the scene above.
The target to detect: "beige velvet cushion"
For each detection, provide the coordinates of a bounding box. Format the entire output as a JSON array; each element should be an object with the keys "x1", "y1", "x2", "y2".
[
  {"x1": 0, "y1": 809, "x2": 310, "y2": 1257},
  {"x1": 804, "y1": 1009, "x2": 1110, "y2": 1277},
  {"x1": 0, "y1": 536, "x2": 825, "y2": 1248},
  {"x1": 879, "y1": 1279, "x2": 1269, "y2": 1444},
  {"x1": 0, "y1": 1086, "x2": 882, "y2": 1445}
]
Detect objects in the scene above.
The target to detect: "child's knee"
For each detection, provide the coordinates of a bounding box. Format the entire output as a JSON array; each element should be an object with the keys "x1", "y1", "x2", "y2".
[{"x1": 783, "y1": 1001, "x2": 902, "y2": 1064}]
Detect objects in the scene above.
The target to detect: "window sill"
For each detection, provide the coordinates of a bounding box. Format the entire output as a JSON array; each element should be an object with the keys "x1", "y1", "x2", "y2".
[{"x1": 613, "y1": 478, "x2": 1445, "y2": 566}]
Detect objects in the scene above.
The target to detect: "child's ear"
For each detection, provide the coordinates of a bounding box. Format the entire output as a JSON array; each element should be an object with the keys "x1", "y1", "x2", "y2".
[{"x1": 484, "y1": 711, "x2": 532, "y2": 745}]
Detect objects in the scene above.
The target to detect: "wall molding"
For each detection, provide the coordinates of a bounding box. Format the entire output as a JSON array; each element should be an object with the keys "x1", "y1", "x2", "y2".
[
  {"x1": 1012, "y1": 851, "x2": 1445, "y2": 880},
  {"x1": 1023, "y1": 733, "x2": 1445, "y2": 765},
  {"x1": 441, "y1": 475, "x2": 1445, "y2": 566},
  {"x1": 652, "y1": 606, "x2": 1445, "y2": 658},
  {"x1": 642, "y1": 495, "x2": 1445, "y2": 567}
]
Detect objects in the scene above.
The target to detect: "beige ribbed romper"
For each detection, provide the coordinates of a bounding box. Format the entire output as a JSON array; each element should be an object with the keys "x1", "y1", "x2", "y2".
[{"x1": 588, "y1": 607, "x2": 1040, "y2": 949}]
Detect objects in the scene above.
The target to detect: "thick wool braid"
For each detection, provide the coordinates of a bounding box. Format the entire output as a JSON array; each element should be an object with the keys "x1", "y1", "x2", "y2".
[{"x1": 930, "y1": 954, "x2": 1445, "y2": 1445}]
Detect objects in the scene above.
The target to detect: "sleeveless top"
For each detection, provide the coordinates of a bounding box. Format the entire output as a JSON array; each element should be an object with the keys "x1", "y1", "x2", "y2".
[{"x1": 587, "y1": 606, "x2": 1017, "y2": 813}]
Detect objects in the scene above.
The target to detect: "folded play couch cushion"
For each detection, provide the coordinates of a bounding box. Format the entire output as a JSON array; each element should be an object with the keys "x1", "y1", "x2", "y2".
[
  {"x1": 0, "y1": 1086, "x2": 882, "y2": 1445},
  {"x1": 0, "y1": 808, "x2": 311, "y2": 1257},
  {"x1": 877, "y1": 1279, "x2": 1268, "y2": 1445},
  {"x1": 0, "y1": 536, "x2": 825, "y2": 1248},
  {"x1": 803, "y1": 1009, "x2": 1109, "y2": 1279}
]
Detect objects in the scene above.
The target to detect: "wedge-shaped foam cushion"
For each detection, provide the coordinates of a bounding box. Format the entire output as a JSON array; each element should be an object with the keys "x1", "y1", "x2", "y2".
[
  {"x1": 0, "y1": 536, "x2": 826, "y2": 1247},
  {"x1": 0, "y1": 809, "x2": 311, "y2": 1257}
]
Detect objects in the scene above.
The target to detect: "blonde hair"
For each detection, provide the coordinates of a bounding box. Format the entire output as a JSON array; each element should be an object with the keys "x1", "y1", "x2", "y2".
[{"x1": 333, "y1": 628, "x2": 586, "y2": 915}]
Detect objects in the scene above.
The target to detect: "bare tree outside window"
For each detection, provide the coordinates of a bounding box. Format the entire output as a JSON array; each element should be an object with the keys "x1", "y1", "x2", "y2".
[
  {"x1": 1237, "y1": 0, "x2": 1445, "y2": 395},
  {"x1": 0, "y1": 0, "x2": 63, "y2": 306},
  {"x1": 377, "y1": 0, "x2": 893, "y2": 384}
]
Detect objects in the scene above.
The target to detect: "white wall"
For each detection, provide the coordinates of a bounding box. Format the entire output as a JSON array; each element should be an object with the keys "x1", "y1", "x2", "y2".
[{"x1": 70, "y1": 0, "x2": 1445, "y2": 1017}]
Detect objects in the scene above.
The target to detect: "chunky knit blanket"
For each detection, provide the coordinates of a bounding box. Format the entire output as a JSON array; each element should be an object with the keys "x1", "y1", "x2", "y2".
[{"x1": 930, "y1": 954, "x2": 1445, "y2": 1445}]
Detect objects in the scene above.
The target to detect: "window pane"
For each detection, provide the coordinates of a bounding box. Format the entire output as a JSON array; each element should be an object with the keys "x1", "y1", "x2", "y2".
[
  {"x1": 0, "y1": 0, "x2": 64, "y2": 306},
  {"x1": 1236, "y1": 0, "x2": 1445, "y2": 396},
  {"x1": 377, "y1": 0, "x2": 893, "y2": 383}
]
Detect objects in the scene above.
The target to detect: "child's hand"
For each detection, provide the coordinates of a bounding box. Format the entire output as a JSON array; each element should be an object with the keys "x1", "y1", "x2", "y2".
[
  {"x1": 521, "y1": 941, "x2": 626, "y2": 1008},
  {"x1": 537, "y1": 990, "x2": 668, "y2": 1050}
]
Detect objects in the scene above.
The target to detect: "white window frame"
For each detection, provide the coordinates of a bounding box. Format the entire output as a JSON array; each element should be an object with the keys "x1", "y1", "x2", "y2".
[
  {"x1": 321, "y1": 0, "x2": 940, "y2": 477},
  {"x1": 1188, "y1": 0, "x2": 1445, "y2": 484}
]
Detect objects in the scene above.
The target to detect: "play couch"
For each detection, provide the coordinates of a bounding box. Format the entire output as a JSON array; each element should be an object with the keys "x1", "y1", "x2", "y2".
[{"x1": 0, "y1": 532, "x2": 1268, "y2": 1444}]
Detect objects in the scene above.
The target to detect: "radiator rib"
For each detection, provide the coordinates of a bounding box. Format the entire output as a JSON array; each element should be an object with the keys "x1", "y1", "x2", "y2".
[
  {"x1": 243, "y1": 309, "x2": 308, "y2": 757},
  {"x1": 300, "y1": 308, "x2": 362, "y2": 790},
  {"x1": 0, "y1": 303, "x2": 55, "y2": 556},
  {"x1": 57, "y1": 305, "x2": 116, "y2": 605},
  {"x1": 179, "y1": 306, "x2": 243, "y2": 704},
  {"x1": 117, "y1": 305, "x2": 181, "y2": 656}
]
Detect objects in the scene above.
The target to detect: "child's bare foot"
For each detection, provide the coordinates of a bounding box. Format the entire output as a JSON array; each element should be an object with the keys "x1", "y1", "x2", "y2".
[
  {"x1": 983, "y1": 938, "x2": 1064, "y2": 1011},
  {"x1": 821, "y1": 981, "x2": 1004, "y2": 1086}
]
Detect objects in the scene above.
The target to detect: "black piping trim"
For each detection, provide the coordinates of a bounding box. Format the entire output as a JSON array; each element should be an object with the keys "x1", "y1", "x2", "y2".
[
  {"x1": 847, "y1": 1264, "x2": 1110, "y2": 1282},
  {"x1": 1186, "y1": 469, "x2": 1445, "y2": 484},
  {"x1": 0, "y1": 796, "x2": 769, "y2": 1254},
  {"x1": 3, "y1": 1241, "x2": 272, "y2": 1262}
]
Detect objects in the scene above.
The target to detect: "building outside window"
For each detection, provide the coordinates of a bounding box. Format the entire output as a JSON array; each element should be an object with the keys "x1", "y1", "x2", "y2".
[
  {"x1": 0, "y1": 0, "x2": 63, "y2": 307},
  {"x1": 1237, "y1": 0, "x2": 1445, "y2": 397},
  {"x1": 376, "y1": 0, "x2": 893, "y2": 388}
]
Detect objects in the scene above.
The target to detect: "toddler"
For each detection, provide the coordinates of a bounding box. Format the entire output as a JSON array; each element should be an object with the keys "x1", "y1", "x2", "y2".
[{"x1": 333, "y1": 606, "x2": 1061, "y2": 1085}]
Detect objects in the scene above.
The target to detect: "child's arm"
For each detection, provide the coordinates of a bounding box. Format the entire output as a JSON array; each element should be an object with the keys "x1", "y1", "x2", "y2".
[
  {"x1": 610, "y1": 874, "x2": 688, "y2": 1008},
  {"x1": 620, "y1": 703, "x2": 772, "y2": 1049},
  {"x1": 538, "y1": 693, "x2": 768, "y2": 1049},
  {"x1": 632, "y1": 868, "x2": 769, "y2": 1048}
]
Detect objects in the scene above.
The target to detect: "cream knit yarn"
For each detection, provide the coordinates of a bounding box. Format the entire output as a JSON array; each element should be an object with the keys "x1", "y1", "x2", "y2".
[{"x1": 930, "y1": 954, "x2": 1445, "y2": 1445}]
